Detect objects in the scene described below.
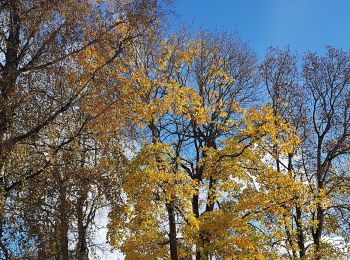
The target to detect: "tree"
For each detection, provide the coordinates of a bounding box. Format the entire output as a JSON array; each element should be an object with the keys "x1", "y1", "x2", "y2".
[
  {"x1": 108, "y1": 31, "x2": 300, "y2": 259},
  {"x1": 302, "y1": 47, "x2": 350, "y2": 258},
  {"x1": 260, "y1": 46, "x2": 309, "y2": 258},
  {"x1": 0, "y1": 0, "x2": 168, "y2": 257},
  {"x1": 2, "y1": 2, "x2": 349, "y2": 258},
  {"x1": 261, "y1": 46, "x2": 350, "y2": 258},
  {"x1": 0, "y1": 0, "x2": 165, "y2": 195}
]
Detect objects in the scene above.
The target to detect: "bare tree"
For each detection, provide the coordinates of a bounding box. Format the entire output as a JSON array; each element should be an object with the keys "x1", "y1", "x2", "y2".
[{"x1": 302, "y1": 47, "x2": 350, "y2": 258}]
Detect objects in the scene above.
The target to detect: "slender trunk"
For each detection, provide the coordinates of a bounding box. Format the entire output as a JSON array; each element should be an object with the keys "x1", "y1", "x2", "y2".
[
  {"x1": 0, "y1": 0, "x2": 20, "y2": 138},
  {"x1": 58, "y1": 185, "x2": 69, "y2": 260},
  {"x1": 192, "y1": 179, "x2": 200, "y2": 259},
  {"x1": 76, "y1": 189, "x2": 88, "y2": 260},
  {"x1": 166, "y1": 202, "x2": 178, "y2": 260},
  {"x1": 295, "y1": 206, "x2": 306, "y2": 258},
  {"x1": 76, "y1": 139, "x2": 89, "y2": 260},
  {"x1": 0, "y1": 0, "x2": 20, "y2": 225},
  {"x1": 150, "y1": 122, "x2": 179, "y2": 259},
  {"x1": 205, "y1": 177, "x2": 215, "y2": 212},
  {"x1": 313, "y1": 139, "x2": 324, "y2": 260},
  {"x1": 0, "y1": 0, "x2": 20, "y2": 97},
  {"x1": 287, "y1": 154, "x2": 306, "y2": 258},
  {"x1": 194, "y1": 141, "x2": 215, "y2": 260},
  {"x1": 284, "y1": 221, "x2": 297, "y2": 258},
  {"x1": 313, "y1": 206, "x2": 324, "y2": 260}
]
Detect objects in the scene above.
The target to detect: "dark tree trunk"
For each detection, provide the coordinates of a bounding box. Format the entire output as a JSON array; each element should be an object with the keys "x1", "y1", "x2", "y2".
[
  {"x1": 192, "y1": 182, "x2": 201, "y2": 260},
  {"x1": 76, "y1": 189, "x2": 88, "y2": 260},
  {"x1": 295, "y1": 206, "x2": 306, "y2": 258},
  {"x1": 0, "y1": 0, "x2": 20, "y2": 205},
  {"x1": 313, "y1": 206, "x2": 324, "y2": 260},
  {"x1": 205, "y1": 176, "x2": 215, "y2": 212},
  {"x1": 166, "y1": 202, "x2": 178, "y2": 260},
  {"x1": 58, "y1": 185, "x2": 69, "y2": 260}
]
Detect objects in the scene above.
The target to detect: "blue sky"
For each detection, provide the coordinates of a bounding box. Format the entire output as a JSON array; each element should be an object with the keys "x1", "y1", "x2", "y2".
[{"x1": 174, "y1": 0, "x2": 350, "y2": 59}]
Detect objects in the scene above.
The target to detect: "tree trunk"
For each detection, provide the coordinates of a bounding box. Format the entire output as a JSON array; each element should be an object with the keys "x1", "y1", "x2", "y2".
[
  {"x1": 0, "y1": 0, "x2": 20, "y2": 219},
  {"x1": 295, "y1": 206, "x2": 306, "y2": 258},
  {"x1": 58, "y1": 185, "x2": 69, "y2": 260},
  {"x1": 166, "y1": 202, "x2": 178, "y2": 260},
  {"x1": 192, "y1": 183, "x2": 201, "y2": 259},
  {"x1": 313, "y1": 206, "x2": 324, "y2": 260},
  {"x1": 76, "y1": 187, "x2": 89, "y2": 260}
]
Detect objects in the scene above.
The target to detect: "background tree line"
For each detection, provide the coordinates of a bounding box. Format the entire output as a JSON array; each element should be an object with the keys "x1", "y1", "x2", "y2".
[{"x1": 0, "y1": 0, "x2": 349, "y2": 259}]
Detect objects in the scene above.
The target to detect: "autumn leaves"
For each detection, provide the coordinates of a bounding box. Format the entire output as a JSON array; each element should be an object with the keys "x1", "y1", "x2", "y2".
[
  {"x1": 106, "y1": 32, "x2": 302, "y2": 259},
  {"x1": 107, "y1": 32, "x2": 350, "y2": 258},
  {"x1": 1, "y1": 1, "x2": 350, "y2": 259}
]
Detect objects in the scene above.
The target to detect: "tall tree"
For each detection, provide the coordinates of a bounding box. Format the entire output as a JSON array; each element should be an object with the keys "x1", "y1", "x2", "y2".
[
  {"x1": 108, "y1": 31, "x2": 300, "y2": 259},
  {"x1": 0, "y1": 0, "x2": 168, "y2": 258},
  {"x1": 302, "y1": 47, "x2": 350, "y2": 258},
  {"x1": 261, "y1": 46, "x2": 350, "y2": 258}
]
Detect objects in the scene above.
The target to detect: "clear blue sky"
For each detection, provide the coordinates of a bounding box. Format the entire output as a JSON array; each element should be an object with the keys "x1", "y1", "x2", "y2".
[{"x1": 174, "y1": 0, "x2": 350, "y2": 59}]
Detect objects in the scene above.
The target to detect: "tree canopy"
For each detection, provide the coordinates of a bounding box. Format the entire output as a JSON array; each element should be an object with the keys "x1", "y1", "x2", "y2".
[{"x1": 0, "y1": 1, "x2": 349, "y2": 259}]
